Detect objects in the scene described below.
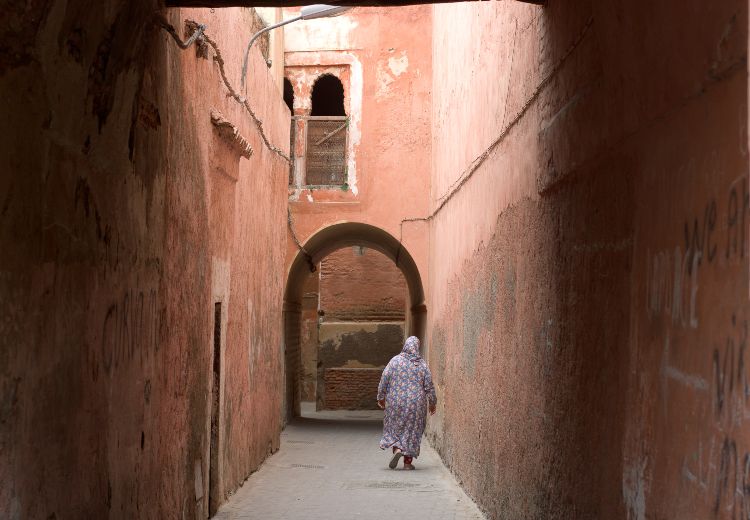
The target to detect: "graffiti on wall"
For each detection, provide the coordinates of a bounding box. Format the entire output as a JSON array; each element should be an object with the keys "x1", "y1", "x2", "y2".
[
  {"x1": 646, "y1": 176, "x2": 749, "y2": 327},
  {"x1": 711, "y1": 313, "x2": 750, "y2": 518},
  {"x1": 645, "y1": 174, "x2": 750, "y2": 519},
  {"x1": 638, "y1": 173, "x2": 750, "y2": 518},
  {"x1": 680, "y1": 313, "x2": 750, "y2": 518}
]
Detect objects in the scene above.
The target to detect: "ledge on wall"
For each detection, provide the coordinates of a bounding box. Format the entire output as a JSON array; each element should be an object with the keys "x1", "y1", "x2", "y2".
[{"x1": 211, "y1": 109, "x2": 253, "y2": 160}]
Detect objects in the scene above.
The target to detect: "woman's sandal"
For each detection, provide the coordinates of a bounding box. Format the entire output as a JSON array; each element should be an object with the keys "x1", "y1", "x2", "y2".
[
  {"x1": 389, "y1": 450, "x2": 403, "y2": 469},
  {"x1": 403, "y1": 463, "x2": 415, "y2": 470}
]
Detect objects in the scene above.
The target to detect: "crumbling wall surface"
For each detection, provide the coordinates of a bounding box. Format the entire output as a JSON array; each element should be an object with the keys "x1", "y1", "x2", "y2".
[
  {"x1": 0, "y1": 3, "x2": 288, "y2": 518},
  {"x1": 317, "y1": 322, "x2": 404, "y2": 409},
  {"x1": 319, "y1": 247, "x2": 407, "y2": 321},
  {"x1": 427, "y1": 1, "x2": 748, "y2": 519},
  {"x1": 318, "y1": 322, "x2": 405, "y2": 369}
]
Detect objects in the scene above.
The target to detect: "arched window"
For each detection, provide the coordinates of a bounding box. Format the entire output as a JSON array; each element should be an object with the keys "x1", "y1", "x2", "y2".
[
  {"x1": 283, "y1": 78, "x2": 295, "y2": 114},
  {"x1": 305, "y1": 74, "x2": 348, "y2": 186},
  {"x1": 310, "y1": 74, "x2": 345, "y2": 116}
]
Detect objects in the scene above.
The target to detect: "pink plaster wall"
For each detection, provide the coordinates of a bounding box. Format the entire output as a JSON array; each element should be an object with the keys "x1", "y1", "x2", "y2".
[
  {"x1": 426, "y1": 1, "x2": 749, "y2": 518},
  {"x1": 283, "y1": 6, "x2": 433, "y2": 300},
  {"x1": 0, "y1": 4, "x2": 289, "y2": 518}
]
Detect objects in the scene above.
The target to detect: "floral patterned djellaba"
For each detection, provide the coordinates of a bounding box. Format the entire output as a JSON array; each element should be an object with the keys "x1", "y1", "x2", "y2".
[{"x1": 377, "y1": 336, "x2": 437, "y2": 469}]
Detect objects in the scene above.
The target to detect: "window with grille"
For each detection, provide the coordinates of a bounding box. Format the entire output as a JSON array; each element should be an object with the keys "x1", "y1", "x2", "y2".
[
  {"x1": 305, "y1": 117, "x2": 347, "y2": 186},
  {"x1": 305, "y1": 74, "x2": 348, "y2": 187}
]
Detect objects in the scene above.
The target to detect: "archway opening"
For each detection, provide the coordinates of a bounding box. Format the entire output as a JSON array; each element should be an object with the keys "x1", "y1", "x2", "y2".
[
  {"x1": 283, "y1": 223, "x2": 426, "y2": 422},
  {"x1": 310, "y1": 74, "x2": 346, "y2": 116},
  {"x1": 299, "y1": 246, "x2": 409, "y2": 412}
]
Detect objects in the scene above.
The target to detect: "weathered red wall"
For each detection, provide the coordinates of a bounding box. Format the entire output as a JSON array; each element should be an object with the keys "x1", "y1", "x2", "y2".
[
  {"x1": 0, "y1": 4, "x2": 288, "y2": 518},
  {"x1": 319, "y1": 247, "x2": 407, "y2": 321},
  {"x1": 426, "y1": 1, "x2": 749, "y2": 518}
]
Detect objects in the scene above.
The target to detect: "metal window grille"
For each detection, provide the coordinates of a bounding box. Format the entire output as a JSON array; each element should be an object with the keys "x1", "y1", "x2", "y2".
[{"x1": 304, "y1": 117, "x2": 348, "y2": 186}]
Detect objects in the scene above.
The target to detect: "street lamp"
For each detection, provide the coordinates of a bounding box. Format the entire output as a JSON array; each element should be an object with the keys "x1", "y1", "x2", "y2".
[{"x1": 240, "y1": 4, "x2": 353, "y2": 91}]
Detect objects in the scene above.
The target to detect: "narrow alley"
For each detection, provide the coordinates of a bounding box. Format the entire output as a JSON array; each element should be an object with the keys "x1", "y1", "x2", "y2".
[
  {"x1": 2, "y1": 0, "x2": 749, "y2": 519},
  {"x1": 215, "y1": 406, "x2": 484, "y2": 520}
]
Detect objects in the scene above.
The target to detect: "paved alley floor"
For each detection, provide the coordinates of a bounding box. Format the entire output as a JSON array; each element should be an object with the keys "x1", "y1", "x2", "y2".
[{"x1": 214, "y1": 405, "x2": 485, "y2": 520}]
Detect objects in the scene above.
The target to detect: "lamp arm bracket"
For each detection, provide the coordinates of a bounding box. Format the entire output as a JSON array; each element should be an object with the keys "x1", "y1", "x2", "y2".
[{"x1": 240, "y1": 15, "x2": 302, "y2": 90}]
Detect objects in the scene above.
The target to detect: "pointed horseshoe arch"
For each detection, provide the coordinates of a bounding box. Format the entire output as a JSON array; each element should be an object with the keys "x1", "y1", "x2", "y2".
[{"x1": 282, "y1": 222, "x2": 426, "y2": 420}]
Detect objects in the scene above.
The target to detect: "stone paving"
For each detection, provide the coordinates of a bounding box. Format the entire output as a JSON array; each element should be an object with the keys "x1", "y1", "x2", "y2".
[{"x1": 214, "y1": 405, "x2": 485, "y2": 520}]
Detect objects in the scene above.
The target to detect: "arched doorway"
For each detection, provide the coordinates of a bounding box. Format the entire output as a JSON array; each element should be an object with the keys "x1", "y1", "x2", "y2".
[{"x1": 283, "y1": 222, "x2": 426, "y2": 421}]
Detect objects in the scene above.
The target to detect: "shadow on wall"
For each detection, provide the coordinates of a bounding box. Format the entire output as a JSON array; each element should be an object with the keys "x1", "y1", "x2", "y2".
[{"x1": 425, "y1": 0, "x2": 749, "y2": 518}]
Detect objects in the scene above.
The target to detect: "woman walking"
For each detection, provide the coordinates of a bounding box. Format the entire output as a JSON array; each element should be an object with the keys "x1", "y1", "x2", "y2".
[{"x1": 377, "y1": 336, "x2": 437, "y2": 470}]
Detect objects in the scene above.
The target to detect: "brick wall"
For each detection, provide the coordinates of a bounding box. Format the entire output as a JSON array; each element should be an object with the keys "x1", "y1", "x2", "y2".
[
  {"x1": 323, "y1": 368, "x2": 383, "y2": 410},
  {"x1": 320, "y1": 247, "x2": 406, "y2": 321}
]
